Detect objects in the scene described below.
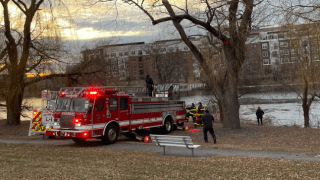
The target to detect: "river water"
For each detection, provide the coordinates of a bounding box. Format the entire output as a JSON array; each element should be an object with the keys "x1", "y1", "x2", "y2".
[{"x1": 181, "y1": 92, "x2": 320, "y2": 129}]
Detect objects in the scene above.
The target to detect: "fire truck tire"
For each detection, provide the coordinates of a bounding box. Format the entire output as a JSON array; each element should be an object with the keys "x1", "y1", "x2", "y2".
[
  {"x1": 162, "y1": 118, "x2": 173, "y2": 134},
  {"x1": 102, "y1": 124, "x2": 119, "y2": 144},
  {"x1": 72, "y1": 138, "x2": 86, "y2": 144}
]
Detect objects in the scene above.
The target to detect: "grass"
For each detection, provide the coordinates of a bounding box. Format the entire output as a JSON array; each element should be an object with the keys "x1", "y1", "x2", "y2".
[{"x1": 1, "y1": 143, "x2": 320, "y2": 179}]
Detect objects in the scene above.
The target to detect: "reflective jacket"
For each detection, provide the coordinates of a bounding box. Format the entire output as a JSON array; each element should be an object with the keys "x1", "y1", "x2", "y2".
[
  {"x1": 196, "y1": 104, "x2": 205, "y2": 115},
  {"x1": 186, "y1": 105, "x2": 196, "y2": 117}
]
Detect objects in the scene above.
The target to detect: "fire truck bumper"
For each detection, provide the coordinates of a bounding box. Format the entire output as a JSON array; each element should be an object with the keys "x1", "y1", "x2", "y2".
[{"x1": 46, "y1": 129, "x2": 90, "y2": 139}]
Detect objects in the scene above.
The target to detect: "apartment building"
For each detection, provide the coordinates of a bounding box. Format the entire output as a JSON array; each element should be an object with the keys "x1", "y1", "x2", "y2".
[{"x1": 81, "y1": 38, "x2": 205, "y2": 85}]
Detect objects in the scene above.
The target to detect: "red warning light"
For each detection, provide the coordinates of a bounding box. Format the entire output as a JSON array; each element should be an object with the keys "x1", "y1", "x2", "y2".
[
  {"x1": 185, "y1": 126, "x2": 189, "y2": 131},
  {"x1": 222, "y1": 42, "x2": 228, "y2": 44},
  {"x1": 89, "y1": 91, "x2": 98, "y2": 95},
  {"x1": 83, "y1": 132, "x2": 88, "y2": 137},
  {"x1": 144, "y1": 136, "x2": 150, "y2": 143},
  {"x1": 32, "y1": 110, "x2": 38, "y2": 116},
  {"x1": 74, "y1": 119, "x2": 80, "y2": 123}
]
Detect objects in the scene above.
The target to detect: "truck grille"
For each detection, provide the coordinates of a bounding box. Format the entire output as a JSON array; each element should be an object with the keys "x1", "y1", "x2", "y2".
[{"x1": 60, "y1": 115, "x2": 75, "y2": 129}]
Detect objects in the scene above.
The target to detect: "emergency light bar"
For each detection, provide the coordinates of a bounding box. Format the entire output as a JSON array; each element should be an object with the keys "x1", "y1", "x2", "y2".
[{"x1": 89, "y1": 91, "x2": 98, "y2": 95}]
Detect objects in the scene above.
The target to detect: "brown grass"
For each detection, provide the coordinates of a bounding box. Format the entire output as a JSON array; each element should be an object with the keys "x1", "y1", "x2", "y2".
[
  {"x1": 0, "y1": 143, "x2": 320, "y2": 179},
  {"x1": 1, "y1": 120, "x2": 320, "y2": 153}
]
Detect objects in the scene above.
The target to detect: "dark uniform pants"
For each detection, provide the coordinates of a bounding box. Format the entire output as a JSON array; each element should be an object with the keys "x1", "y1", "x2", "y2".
[{"x1": 203, "y1": 127, "x2": 216, "y2": 142}]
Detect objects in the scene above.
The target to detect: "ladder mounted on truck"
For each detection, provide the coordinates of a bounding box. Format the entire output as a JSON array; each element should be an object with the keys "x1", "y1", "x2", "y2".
[{"x1": 58, "y1": 86, "x2": 147, "y2": 97}]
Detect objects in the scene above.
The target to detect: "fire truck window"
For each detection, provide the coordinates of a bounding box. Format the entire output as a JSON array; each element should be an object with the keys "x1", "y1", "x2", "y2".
[
  {"x1": 95, "y1": 98, "x2": 105, "y2": 111},
  {"x1": 70, "y1": 98, "x2": 86, "y2": 112},
  {"x1": 56, "y1": 98, "x2": 70, "y2": 112},
  {"x1": 120, "y1": 98, "x2": 128, "y2": 110},
  {"x1": 109, "y1": 98, "x2": 118, "y2": 111}
]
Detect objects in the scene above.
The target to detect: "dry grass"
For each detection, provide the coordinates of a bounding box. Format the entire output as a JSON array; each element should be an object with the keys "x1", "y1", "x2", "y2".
[
  {"x1": 1, "y1": 120, "x2": 320, "y2": 153},
  {"x1": 0, "y1": 143, "x2": 320, "y2": 179}
]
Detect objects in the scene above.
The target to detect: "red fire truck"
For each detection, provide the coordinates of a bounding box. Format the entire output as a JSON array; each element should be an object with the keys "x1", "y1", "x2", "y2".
[{"x1": 46, "y1": 87, "x2": 186, "y2": 144}]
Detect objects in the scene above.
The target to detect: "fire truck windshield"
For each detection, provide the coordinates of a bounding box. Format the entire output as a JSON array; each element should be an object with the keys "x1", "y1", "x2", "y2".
[
  {"x1": 69, "y1": 98, "x2": 88, "y2": 112},
  {"x1": 55, "y1": 98, "x2": 70, "y2": 112}
]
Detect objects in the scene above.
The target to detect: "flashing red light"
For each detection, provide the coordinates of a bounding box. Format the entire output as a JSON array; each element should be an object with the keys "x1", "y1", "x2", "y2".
[
  {"x1": 83, "y1": 132, "x2": 88, "y2": 137},
  {"x1": 185, "y1": 126, "x2": 189, "y2": 131},
  {"x1": 144, "y1": 136, "x2": 150, "y2": 143},
  {"x1": 74, "y1": 119, "x2": 80, "y2": 123},
  {"x1": 222, "y1": 42, "x2": 228, "y2": 44},
  {"x1": 32, "y1": 110, "x2": 38, "y2": 116},
  {"x1": 89, "y1": 91, "x2": 98, "y2": 95}
]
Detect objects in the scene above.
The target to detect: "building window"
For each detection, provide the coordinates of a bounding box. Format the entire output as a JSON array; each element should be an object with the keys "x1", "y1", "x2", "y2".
[
  {"x1": 131, "y1": 51, "x2": 135, "y2": 55},
  {"x1": 291, "y1": 57, "x2": 297, "y2": 63},
  {"x1": 119, "y1": 52, "x2": 123, "y2": 56},
  {"x1": 251, "y1": 44, "x2": 257, "y2": 49},
  {"x1": 139, "y1": 63, "x2": 143, "y2": 68},
  {"x1": 131, "y1": 57, "x2": 136, "y2": 61},
  {"x1": 280, "y1": 50, "x2": 284, "y2": 54},
  {"x1": 284, "y1": 49, "x2": 289, "y2": 55},
  {"x1": 138, "y1": 56, "x2": 143, "y2": 62},
  {"x1": 263, "y1": 51, "x2": 268, "y2": 57},
  {"x1": 138, "y1": 50, "x2": 142, "y2": 55},
  {"x1": 124, "y1": 52, "x2": 129, "y2": 56},
  {"x1": 133, "y1": 70, "x2": 137, "y2": 74},
  {"x1": 132, "y1": 64, "x2": 136, "y2": 68},
  {"x1": 184, "y1": 46, "x2": 189, "y2": 51},
  {"x1": 146, "y1": 56, "x2": 150, "y2": 60},
  {"x1": 139, "y1": 70, "x2": 144, "y2": 75},
  {"x1": 279, "y1": 32, "x2": 288, "y2": 39},
  {"x1": 268, "y1": 34, "x2": 278, "y2": 39},
  {"x1": 280, "y1": 42, "x2": 288, "y2": 47},
  {"x1": 263, "y1": 59, "x2": 270, "y2": 65},
  {"x1": 262, "y1": 43, "x2": 268, "y2": 49},
  {"x1": 111, "y1": 53, "x2": 116, "y2": 57},
  {"x1": 272, "y1": 51, "x2": 278, "y2": 56}
]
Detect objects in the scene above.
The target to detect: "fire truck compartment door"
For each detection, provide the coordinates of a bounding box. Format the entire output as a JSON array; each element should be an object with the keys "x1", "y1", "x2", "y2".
[
  {"x1": 92, "y1": 98, "x2": 106, "y2": 127},
  {"x1": 119, "y1": 97, "x2": 129, "y2": 128},
  {"x1": 108, "y1": 97, "x2": 119, "y2": 121}
]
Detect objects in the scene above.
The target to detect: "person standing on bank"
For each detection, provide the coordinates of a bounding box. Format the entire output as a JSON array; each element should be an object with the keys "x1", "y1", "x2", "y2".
[
  {"x1": 145, "y1": 74, "x2": 154, "y2": 97},
  {"x1": 201, "y1": 109, "x2": 216, "y2": 144},
  {"x1": 256, "y1": 107, "x2": 264, "y2": 126}
]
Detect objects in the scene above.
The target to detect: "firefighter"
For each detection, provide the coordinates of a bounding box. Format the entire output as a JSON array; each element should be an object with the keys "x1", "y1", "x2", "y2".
[
  {"x1": 185, "y1": 103, "x2": 197, "y2": 125},
  {"x1": 196, "y1": 102, "x2": 205, "y2": 126},
  {"x1": 145, "y1": 74, "x2": 154, "y2": 97}
]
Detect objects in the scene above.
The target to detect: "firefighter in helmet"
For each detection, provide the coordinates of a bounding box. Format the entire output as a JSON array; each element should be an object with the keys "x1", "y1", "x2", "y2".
[
  {"x1": 196, "y1": 102, "x2": 205, "y2": 126},
  {"x1": 185, "y1": 103, "x2": 197, "y2": 125}
]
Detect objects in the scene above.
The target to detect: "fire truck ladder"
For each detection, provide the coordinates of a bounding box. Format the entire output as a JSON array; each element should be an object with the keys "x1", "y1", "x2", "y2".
[{"x1": 59, "y1": 86, "x2": 147, "y2": 97}]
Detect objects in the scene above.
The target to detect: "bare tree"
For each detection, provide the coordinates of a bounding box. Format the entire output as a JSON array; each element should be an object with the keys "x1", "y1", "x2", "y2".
[
  {"x1": 276, "y1": 23, "x2": 320, "y2": 128},
  {"x1": 0, "y1": 0, "x2": 109, "y2": 125},
  {"x1": 112, "y1": 0, "x2": 258, "y2": 129},
  {"x1": 143, "y1": 40, "x2": 189, "y2": 84}
]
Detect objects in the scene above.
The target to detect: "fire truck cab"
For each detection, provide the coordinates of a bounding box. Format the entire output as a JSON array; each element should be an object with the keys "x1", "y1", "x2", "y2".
[{"x1": 46, "y1": 87, "x2": 186, "y2": 144}]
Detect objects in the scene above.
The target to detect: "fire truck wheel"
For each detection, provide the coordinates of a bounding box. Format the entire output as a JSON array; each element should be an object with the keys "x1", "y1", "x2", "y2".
[
  {"x1": 102, "y1": 124, "x2": 119, "y2": 144},
  {"x1": 72, "y1": 138, "x2": 86, "y2": 144},
  {"x1": 162, "y1": 118, "x2": 173, "y2": 134}
]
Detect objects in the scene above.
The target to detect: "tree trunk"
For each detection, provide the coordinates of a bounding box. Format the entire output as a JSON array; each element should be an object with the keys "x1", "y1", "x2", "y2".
[
  {"x1": 215, "y1": 76, "x2": 241, "y2": 129},
  {"x1": 302, "y1": 88, "x2": 310, "y2": 128},
  {"x1": 6, "y1": 77, "x2": 25, "y2": 125},
  {"x1": 302, "y1": 103, "x2": 310, "y2": 128},
  {"x1": 6, "y1": 92, "x2": 24, "y2": 125}
]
